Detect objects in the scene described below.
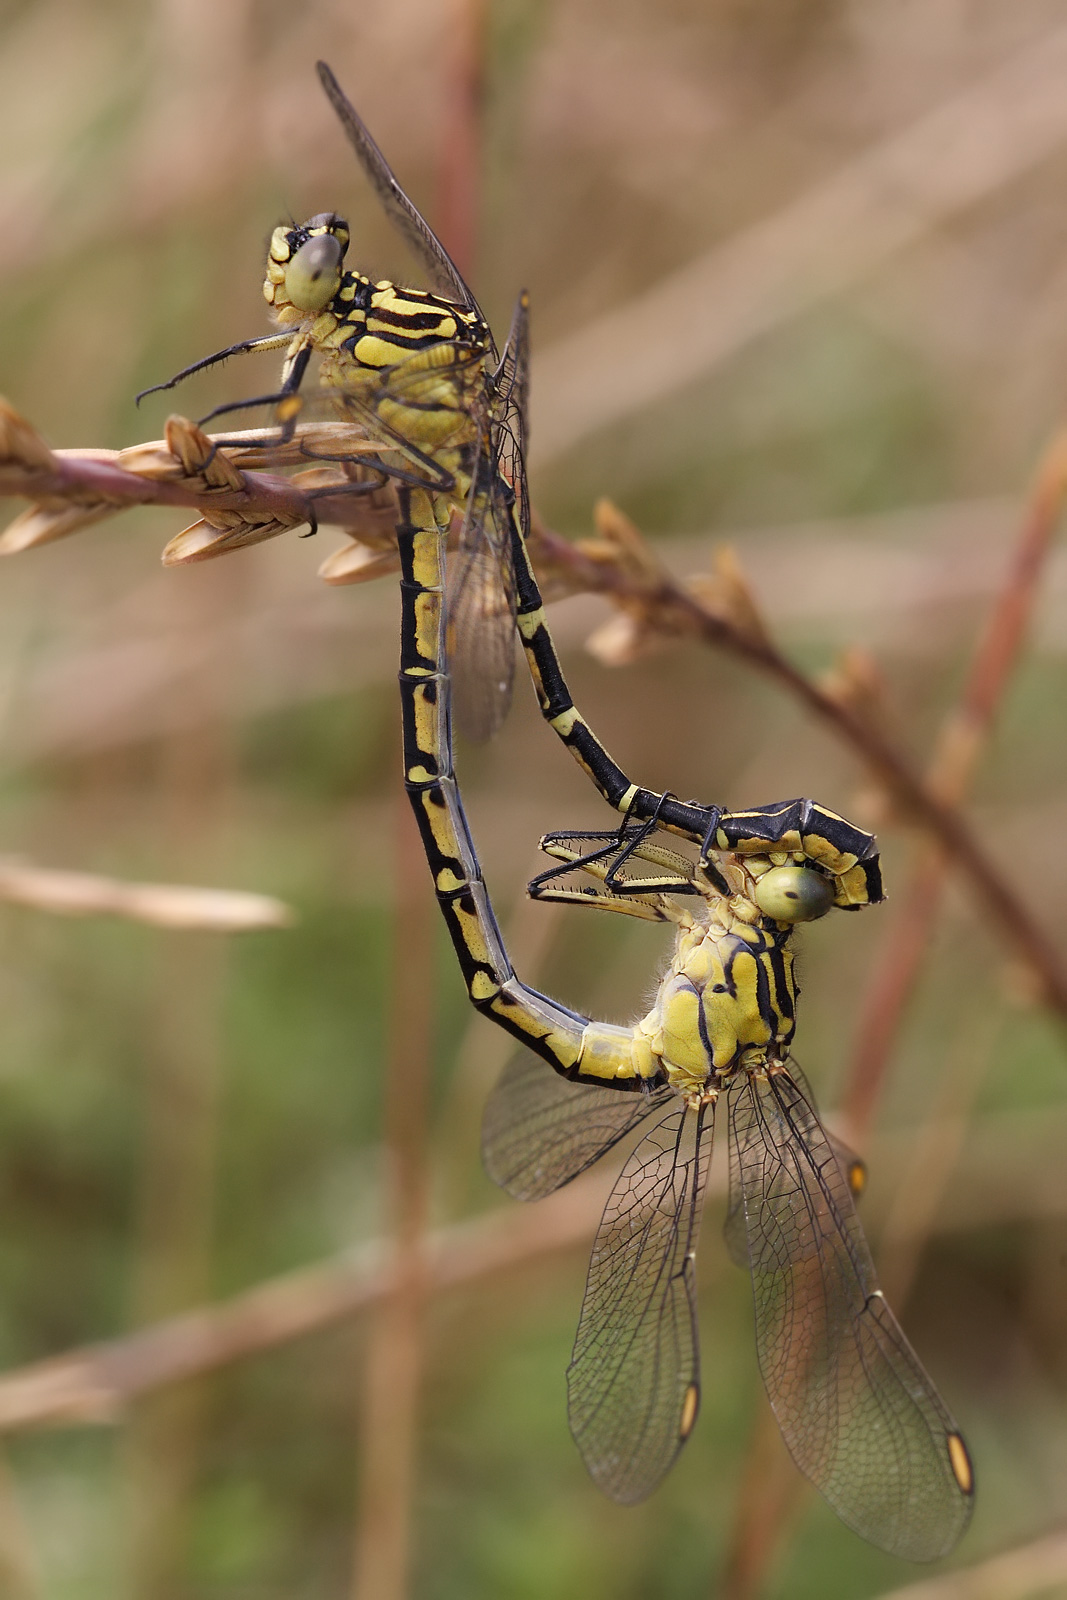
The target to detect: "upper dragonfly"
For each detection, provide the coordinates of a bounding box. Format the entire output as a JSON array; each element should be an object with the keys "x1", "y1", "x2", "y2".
[
  {"x1": 137, "y1": 63, "x2": 885, "y2": 882},
  {"x1": 139, "y1": 60, "x2": 527, "y2": 744}
]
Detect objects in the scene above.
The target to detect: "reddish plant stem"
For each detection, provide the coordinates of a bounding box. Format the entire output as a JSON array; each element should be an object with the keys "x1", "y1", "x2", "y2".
[
  {"x1": 715, "y1": 429, "x2": 1067, "y2": 1600},
  {"x1": 350, "y1": 785, "x2": 434, "y2": 1600},
  {"x1": 718, "y1": 1402, "x2": 805, "y2": 1600},
  {"x1": 436, "y1": 0, "x2": 489, "y2": 279},
  {"x1": 842, "y1": 428, "x2": 1067, "y2": 1138}
]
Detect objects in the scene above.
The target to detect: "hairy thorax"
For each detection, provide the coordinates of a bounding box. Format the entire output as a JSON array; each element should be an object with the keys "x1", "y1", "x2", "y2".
[{"x1": 631, "y1": 911, "x2": 797, "y2": 1095}]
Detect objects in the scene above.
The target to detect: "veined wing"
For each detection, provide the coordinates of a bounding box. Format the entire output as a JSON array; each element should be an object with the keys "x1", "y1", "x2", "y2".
[
  {"x1": 316, "y1": 62, "x2": 486, "y2": 328},
  {"x1": 446, "y1": 292, "x2": 529, "y2": 742},
  {"x1": 256, "y1": 343, "x2": 489, "y2": 498},
  {"x1": 482, "y1": 1054, "x2": 669, "y2": 1202},
  {"x1": 722, "y1": 1062, "x2": 865, "y2": 1269},
  {"x1": 568, "y1": 1099, "x2": 712, "y2": 1504},
  {"x1": 729, "y1": 1065, "x2": 974, "y2": 1561},
  {"x1": 446, "y1": 442, "x2": 518, "y2": 741}
]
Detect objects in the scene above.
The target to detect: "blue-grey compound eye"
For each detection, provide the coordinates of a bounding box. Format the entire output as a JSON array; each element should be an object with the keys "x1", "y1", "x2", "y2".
[
  {"x1": 284, "y1": 233, "x2": 343, "y2": 312},
  {"x1": 753, "y1": 865, "x2": 835, "y2": 923}
]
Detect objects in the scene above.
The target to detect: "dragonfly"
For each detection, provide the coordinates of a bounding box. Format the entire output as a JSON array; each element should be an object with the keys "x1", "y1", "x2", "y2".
[
  {"x1": 388, "y1": 442, "x2": 973, "y2": 1561},
  {"x1": 138, "y1": 60, "x2": 525, "y2": 745},
  {"x1": 135, "y1": 62, "x2": 880, "y2": 889}
]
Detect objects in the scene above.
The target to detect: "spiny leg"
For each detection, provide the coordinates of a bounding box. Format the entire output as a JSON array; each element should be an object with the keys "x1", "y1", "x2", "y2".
[{"x1": 489, "y1": 299, "x2": 882, "y2": 903}]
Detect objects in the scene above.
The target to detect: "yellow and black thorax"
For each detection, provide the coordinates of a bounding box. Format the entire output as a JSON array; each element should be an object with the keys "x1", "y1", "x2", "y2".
[{"x1": 262, "y1": 212, "x2": 490, "y2": 380}]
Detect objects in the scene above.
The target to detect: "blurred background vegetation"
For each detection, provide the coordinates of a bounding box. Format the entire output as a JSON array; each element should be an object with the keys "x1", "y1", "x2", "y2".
[{"x1": 2, "y1": 1, "x2": 1067, "y2": 1596}]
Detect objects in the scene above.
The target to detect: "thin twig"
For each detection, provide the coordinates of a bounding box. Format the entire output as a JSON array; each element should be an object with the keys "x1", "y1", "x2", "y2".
[
  {"x1": 3, "y1": 401, "x2": 1065, "y2": 1010},
  {"x1": 711, "y1": 432, "x2": 1067, "y2": 1600},
  {"x1": 841, "y1": 425, "x2": 1067, "y2": 1137},
  {"x1": 0, "y1": 1175, "x2": 616, "y2": 1433},
  {"x1": 350, "y1": 787, "x2": 435, "y2": 1600}
]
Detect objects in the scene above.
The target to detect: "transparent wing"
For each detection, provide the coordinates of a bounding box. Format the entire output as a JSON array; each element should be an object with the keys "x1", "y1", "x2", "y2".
[
  {"x1": 491, "y1": 290, "x2": 531, "y2": 535},
  {"x1": 482, "y1": 1054, "x2": 669, "y2": 1202},
  {"x1": 723, "y1": 1101, "x2": 748, "y2": 1268},
  {"x1": 446, "y1": 447, "x2": 517, "y2": 742},
  {"x1": 723, "y1": 1063, "x2": 865, "y2": 1269},
  {"x1": 729, "y1": 1066, "x2": 974, "y2": 1561},
  {"x1": 316, "y1": 62, "x2": 485, "y2": 323},
  {"x1": 568, "y1": 1099, "x2": 713, "y2": 1504},
  {"x1": 289, "y1": 343, "x2": 486, "y2": 476},
  {"x1": 445, "y1": 292, "x2": 529, "y2": 741}
]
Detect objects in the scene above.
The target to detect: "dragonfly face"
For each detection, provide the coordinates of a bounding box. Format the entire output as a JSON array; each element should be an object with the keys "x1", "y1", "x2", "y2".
[{"x1": 263, "y1": 213, "x2": 350, "y2": 322}]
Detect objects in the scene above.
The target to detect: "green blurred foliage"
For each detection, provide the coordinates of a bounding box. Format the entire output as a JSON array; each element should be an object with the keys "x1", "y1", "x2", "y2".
[{"x1": 0, "y1": 0, "x2": 1067, "y2": 1596}]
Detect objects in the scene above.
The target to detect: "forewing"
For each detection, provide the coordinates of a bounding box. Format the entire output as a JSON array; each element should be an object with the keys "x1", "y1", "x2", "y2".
[
  {"x1": 446, "y1": 455, "x2": 518, "y2": 742},
  {"x1": 482, "y1": 1054, "x2": 668, "y2": 1202},
  {"x1": 445, "y1": 294, "x2": 529, "y2": 741},
  {"x1": 295, "y1": 343, "x2": 484, "y2": 458},
  {"x1": 729, "y1": 1067, "x2": 974, "y2": 1561},
  {"x1": 723, "y1": 1105, "x2": 748, "y2": 1268},
  {"x1": 568, "y1": 1100, "x2": 712, "y2": 1504},
  {"x1": 723, "y1": 1064, "x2": 864, "y2": 1269},
  {"x1": 316, "y1": 62, "x2": 483, "y2": 321},
  {"x1": 492, "y1": 291, "x2": 531, "y2": 547}
]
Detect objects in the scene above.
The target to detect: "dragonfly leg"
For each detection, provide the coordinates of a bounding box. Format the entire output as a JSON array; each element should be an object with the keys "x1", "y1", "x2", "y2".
[{"x1": 505, "y1": 513, "x2": 882, "y2": 906}]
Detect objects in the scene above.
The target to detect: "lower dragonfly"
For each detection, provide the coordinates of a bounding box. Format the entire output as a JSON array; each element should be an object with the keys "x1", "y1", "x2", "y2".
[{"x1": 394, "y1": 471, "x2": 973, "y2": 1559}]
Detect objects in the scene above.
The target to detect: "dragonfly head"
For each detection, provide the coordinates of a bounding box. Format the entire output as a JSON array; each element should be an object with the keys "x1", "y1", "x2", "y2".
[
  {"x1": 698, "y1": 853, "x2": 834, "y2": 933},
  {"x1": 264, "y1": 213, "x2": 350, "y2": 324}
]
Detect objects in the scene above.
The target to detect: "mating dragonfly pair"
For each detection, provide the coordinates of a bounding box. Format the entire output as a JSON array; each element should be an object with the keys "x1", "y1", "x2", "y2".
[{"x1": 139, "y1": 62, "x2": 974, "y2": 1561}]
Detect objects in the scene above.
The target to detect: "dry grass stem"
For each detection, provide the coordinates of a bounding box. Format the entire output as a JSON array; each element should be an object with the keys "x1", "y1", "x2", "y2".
[
  {"x1": 4, "y1": 388, "x2": 1064, "y2": 1019},
  {"x1": 873, "y1": 1527, "x2": 1067, "y2": 1600},
  {"x1": 0, "y1": 402, "x2": 398, "y2": 560},
  {"x1": 718, "y1": 1401, "x2": 807, "y2": 1600},
  {"x1": 0, "y1": 856, "x2": 293, "y2": 931},
  {"x1": 121, "y1": 570, "x2": 238, "y2": 1593},
  {"x1": 350, "y1": 25, "x2": 489, "y2": 1580},
  {"x1": 0, "y1": 1174, "x2": 618, "y2": 1434},
  {"x1": 1, "y1": 1100, "x2": 1058, "y2": 1434},
  {"x1": 0, "y1": 1447, "x2": 41, "y2": 1600}
]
